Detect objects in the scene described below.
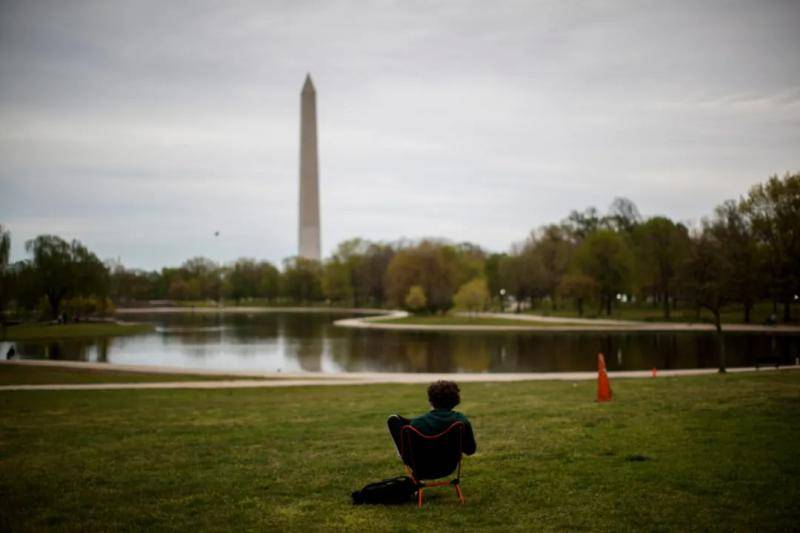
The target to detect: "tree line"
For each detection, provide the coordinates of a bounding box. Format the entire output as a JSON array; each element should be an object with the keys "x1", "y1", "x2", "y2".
[{"x1": 1, "y1": 173, "x2": 798, "y2": 327}]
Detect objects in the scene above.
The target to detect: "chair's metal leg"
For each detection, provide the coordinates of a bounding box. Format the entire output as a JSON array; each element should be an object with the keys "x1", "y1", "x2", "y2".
[
  {"x1": 455, "y1": 483, "x2": 464, "y2": 503},
  {"x1": 418, "y1": 488, "x2": 424, "y2": 508}
]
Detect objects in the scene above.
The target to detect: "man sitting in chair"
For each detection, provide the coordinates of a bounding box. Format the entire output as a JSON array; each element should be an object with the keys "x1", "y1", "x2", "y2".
[{"x1": 388, "y1": 380, "x2": 476, "y2": 457}]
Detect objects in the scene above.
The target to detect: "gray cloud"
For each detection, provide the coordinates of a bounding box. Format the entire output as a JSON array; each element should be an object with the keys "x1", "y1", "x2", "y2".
[{"x1": 1, "y1": 0, "x2": 798, "y2": 269}]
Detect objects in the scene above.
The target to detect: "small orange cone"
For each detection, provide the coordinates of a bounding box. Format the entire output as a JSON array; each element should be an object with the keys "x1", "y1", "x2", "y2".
[
  {"x1": 652, "y1": 367, "x2": 657, "y2": 378},
  {"x1": 597, "y1": 353, "x2": 612, "y2": 402}
]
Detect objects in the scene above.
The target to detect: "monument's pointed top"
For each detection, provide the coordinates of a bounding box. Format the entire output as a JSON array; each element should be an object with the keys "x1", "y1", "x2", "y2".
[{"x1": 302, "y1": 74, "x2": 315, "y2": 93}]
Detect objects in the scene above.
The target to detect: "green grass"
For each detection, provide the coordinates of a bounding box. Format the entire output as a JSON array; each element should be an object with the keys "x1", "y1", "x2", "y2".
[
  {"x1": 1, "y1": 372, "x2": 798, "y2": 531},
  {"x1": 1, "y1": 322, "x2": 154, "y2": 341},
  {"x1": 378, "y1": 315, "x2": 578, "y2": 327},
  {"x1": 527, "y1": 301, "x2": 800, "y2": 325},
  {"x1": 0, "y1": 364, "x2": 270, "y2": 386}
]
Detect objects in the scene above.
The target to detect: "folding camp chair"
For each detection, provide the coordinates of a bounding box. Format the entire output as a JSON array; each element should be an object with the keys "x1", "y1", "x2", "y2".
[{"x1": 399, "y1": 421, "x2": 465, "y2": 508}]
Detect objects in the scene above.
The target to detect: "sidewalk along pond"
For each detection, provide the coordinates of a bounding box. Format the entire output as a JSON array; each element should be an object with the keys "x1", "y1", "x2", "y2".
[{"x1": 2, "y1": 311, "x2": 799, "y2": 374}]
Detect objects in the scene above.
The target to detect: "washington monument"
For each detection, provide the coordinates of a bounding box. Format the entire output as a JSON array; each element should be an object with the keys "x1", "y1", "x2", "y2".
[{"x1": 298, "y1": 74, "x2": 321, "y2": 260}]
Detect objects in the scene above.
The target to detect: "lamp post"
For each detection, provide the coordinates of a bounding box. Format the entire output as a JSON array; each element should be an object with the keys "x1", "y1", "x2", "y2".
[{"x1": 499, "y1": 289, "x2": 506, "y2": 313}]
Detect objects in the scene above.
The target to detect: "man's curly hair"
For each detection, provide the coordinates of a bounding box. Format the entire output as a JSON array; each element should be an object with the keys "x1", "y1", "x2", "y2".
[{"x1": 427, "y1": 380, "x2": 461, "y2": 410}]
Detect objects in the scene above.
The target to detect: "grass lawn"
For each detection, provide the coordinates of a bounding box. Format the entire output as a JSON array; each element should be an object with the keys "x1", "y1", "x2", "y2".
[
  {"x1": 0, "y1": 364, "x2": 271, "y2": 386},
  {"x1": 1, "y1": 322, "x2": 154, "y2": 341},
  {"x1": 1, "y1": 372, "x2": 798, "y2": 531},
  {"x1": 377, "y1": 315, "x2": 578, "y2": 327}
]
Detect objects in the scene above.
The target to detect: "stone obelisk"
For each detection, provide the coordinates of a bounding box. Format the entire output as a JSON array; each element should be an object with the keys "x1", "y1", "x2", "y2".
[{"x1": 298, "y1": 74, "x2": 321, "y2": 260}]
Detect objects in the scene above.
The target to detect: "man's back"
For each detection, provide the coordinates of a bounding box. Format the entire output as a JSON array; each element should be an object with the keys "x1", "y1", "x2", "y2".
[{"x1": 410, "y1": 408, "x2": 476, "y2": 455}]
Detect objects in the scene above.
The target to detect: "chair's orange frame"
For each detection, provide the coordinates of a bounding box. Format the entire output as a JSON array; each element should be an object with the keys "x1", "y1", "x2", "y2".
[{"x1": 399, "y1": 422, "x2": 465, "y2": 508}]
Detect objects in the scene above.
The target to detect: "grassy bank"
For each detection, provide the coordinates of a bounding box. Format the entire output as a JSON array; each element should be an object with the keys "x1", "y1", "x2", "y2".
[
  {"x1": 377, "y1": 314, "x2": 576, "y2": 327},
  {"x1": 1, "y1": 372, "x2": 798, "y2": 531},
  {"x1": 0, "y1": 322, "x2": 154, "y2": 341},
  {"x1": 0, "y1": 364, "x2": 270, "y2": 386}
]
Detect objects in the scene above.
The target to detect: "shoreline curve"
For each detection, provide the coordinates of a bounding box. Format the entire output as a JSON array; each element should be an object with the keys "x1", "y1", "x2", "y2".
[{"x1": 334, "y1": 311, "x2": 800, "y2": 333}]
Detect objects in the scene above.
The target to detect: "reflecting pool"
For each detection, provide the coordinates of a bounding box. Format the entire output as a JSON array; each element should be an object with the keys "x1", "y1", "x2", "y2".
[{"x1": 3, "y1": 311, "x2": 799, "y2": 374}]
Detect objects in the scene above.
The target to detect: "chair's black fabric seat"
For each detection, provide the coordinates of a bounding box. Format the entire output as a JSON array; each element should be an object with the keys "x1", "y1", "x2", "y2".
[{"x1": 400, "y1": 422, "x2": 464, "y2": 480}]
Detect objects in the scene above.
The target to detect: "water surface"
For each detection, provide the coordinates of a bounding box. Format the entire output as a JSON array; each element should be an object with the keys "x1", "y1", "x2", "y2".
[{"x1": 3, "y1": 311, "x2": 799, "y2": 374}]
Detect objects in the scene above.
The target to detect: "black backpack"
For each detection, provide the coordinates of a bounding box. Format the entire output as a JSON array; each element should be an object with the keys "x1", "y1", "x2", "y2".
[{"x1": 351, "y1": 476, "x2": 417, "y2": 505}]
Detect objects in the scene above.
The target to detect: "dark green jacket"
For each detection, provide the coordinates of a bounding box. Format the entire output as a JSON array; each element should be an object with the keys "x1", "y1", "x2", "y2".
[{"x1": 410, "y1": 408, "x2": 477, "y2": 455}]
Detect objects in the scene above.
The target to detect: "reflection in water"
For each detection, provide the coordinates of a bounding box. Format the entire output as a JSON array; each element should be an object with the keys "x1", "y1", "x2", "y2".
[
  {"x1": 155, "y1": 326, "x2": 227, "y2": 333},
  {"x1": 4, "y1": 338, "x2": 112, "y2": 363},
  {"x1": 2, "y1": 312, "x2": 799, "y2": 374},
  {"x1": 452, "y1": 336, "x2": 492, "y2": 372},
  {"x1": 284, "y1": 316, "x2": 324, "y2": 372}
]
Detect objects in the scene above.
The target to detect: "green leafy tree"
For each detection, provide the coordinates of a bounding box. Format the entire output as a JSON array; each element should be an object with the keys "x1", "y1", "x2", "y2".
[
  {"x1": 322, "y1": 239, "x2": 374, "y2": 305},
  {"x1": 682, "y1": 227, "x2": 733, "y2": 372},
  {"x1": 7, "y1": 261, "x2": 39, "y2": 312},
  {"x1": 63, "y1": 296, "x2": 115, "y2": 319},
  {"x1": 24, "y1": 235, "x2": 109, "y2": 318},
  {"x1": 168, "y1": 278, "x2": 192, "y2": 301},
  {"x1": 573, "y1": 230, "x2": 635, "y2": 316},
  {"x1": 227, "y1": 258, "x2": 263, "y2": 303},
  {"x1": 386, "y1": 240, "x2": 460, "y2": 313},
  {"x1": 561, "y1": 207, "x2": 601, "y2": 241},
  {"x1": 741, "y1": 173, "x2": 800, "y2": 322},
  {"x1": 558, "y1": 273, "x2": 597, "y2": 317},
  {"x1": 497, "y1": 248, "x2": 544, "y2": 312},
  {"x1": 531, "y1": 225, "x2": 573, "y2": 309},
  {"x1": 180, "y1": 257, "x2": 222, "y2": 301},
  {"x1": 633, "y1": 217, "x2": 690, "y2": 319},
  {"x1": 282, "y1": 257, "x2": 323, "y2": 303},
  {"x1": 497, "y1": 253, "x2": 524, "y2": 311},
  {"x1": 452, "y1": 242, "x2": 486, "y2": 289},
  {"x1": 604, "y1": 197, "x2": 642, "y2": 235},
  {"x1": 322, "y1": 256, "x2": 354, "y2": 304},
  {"x1": 707, "y1": 201, "x2": 763, "y2": 323},
  {"x1": 484, "y1": 252, "x2": 506, "y2": 307},
  {"x1": 157, "y1": 267, "x2": 182, "y2": 300},
  {"x1": 453, "y1": 278, "x2": 490, "y2": 316},
  {"x1": 109, "y1": 263, "x2": 160, "y2": 303},
  {"x1": 257, "y1": 261, "x2": 280, "y2": 302},
  {"x1": 357, "y1": 242, "x2": 394, "y2": 307},
  {"x1": 404, "y1": 285, "x2": 427, "y2": 313}
]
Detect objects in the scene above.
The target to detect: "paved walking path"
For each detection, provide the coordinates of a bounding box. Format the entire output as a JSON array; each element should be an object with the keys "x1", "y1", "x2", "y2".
[
  {"x1": 1, "y1": 360, "x2": 797, "y2": 391},
  {"x1": 115, "y1": 306, "x2": 800, "y2": 333},
  {"x1": 335, "y1": 311, "x2": 800, "y2": 332},
  {"x1": 473, "y1": 312, "x2": 800, "y2": 332}
]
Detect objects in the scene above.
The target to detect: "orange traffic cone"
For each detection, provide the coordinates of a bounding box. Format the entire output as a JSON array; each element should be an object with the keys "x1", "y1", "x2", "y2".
[
  {"x1": 652, "y1": 367, "x2": 657, "y2": 378},
  {"x1": 597, "y1": 353, "x2": 612, "y2": 402}
]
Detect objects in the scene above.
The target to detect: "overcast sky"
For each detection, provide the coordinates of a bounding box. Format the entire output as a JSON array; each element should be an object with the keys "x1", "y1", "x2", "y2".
[{"x1": 1, "y1": 0, "x2": 798, "y2": 270}]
